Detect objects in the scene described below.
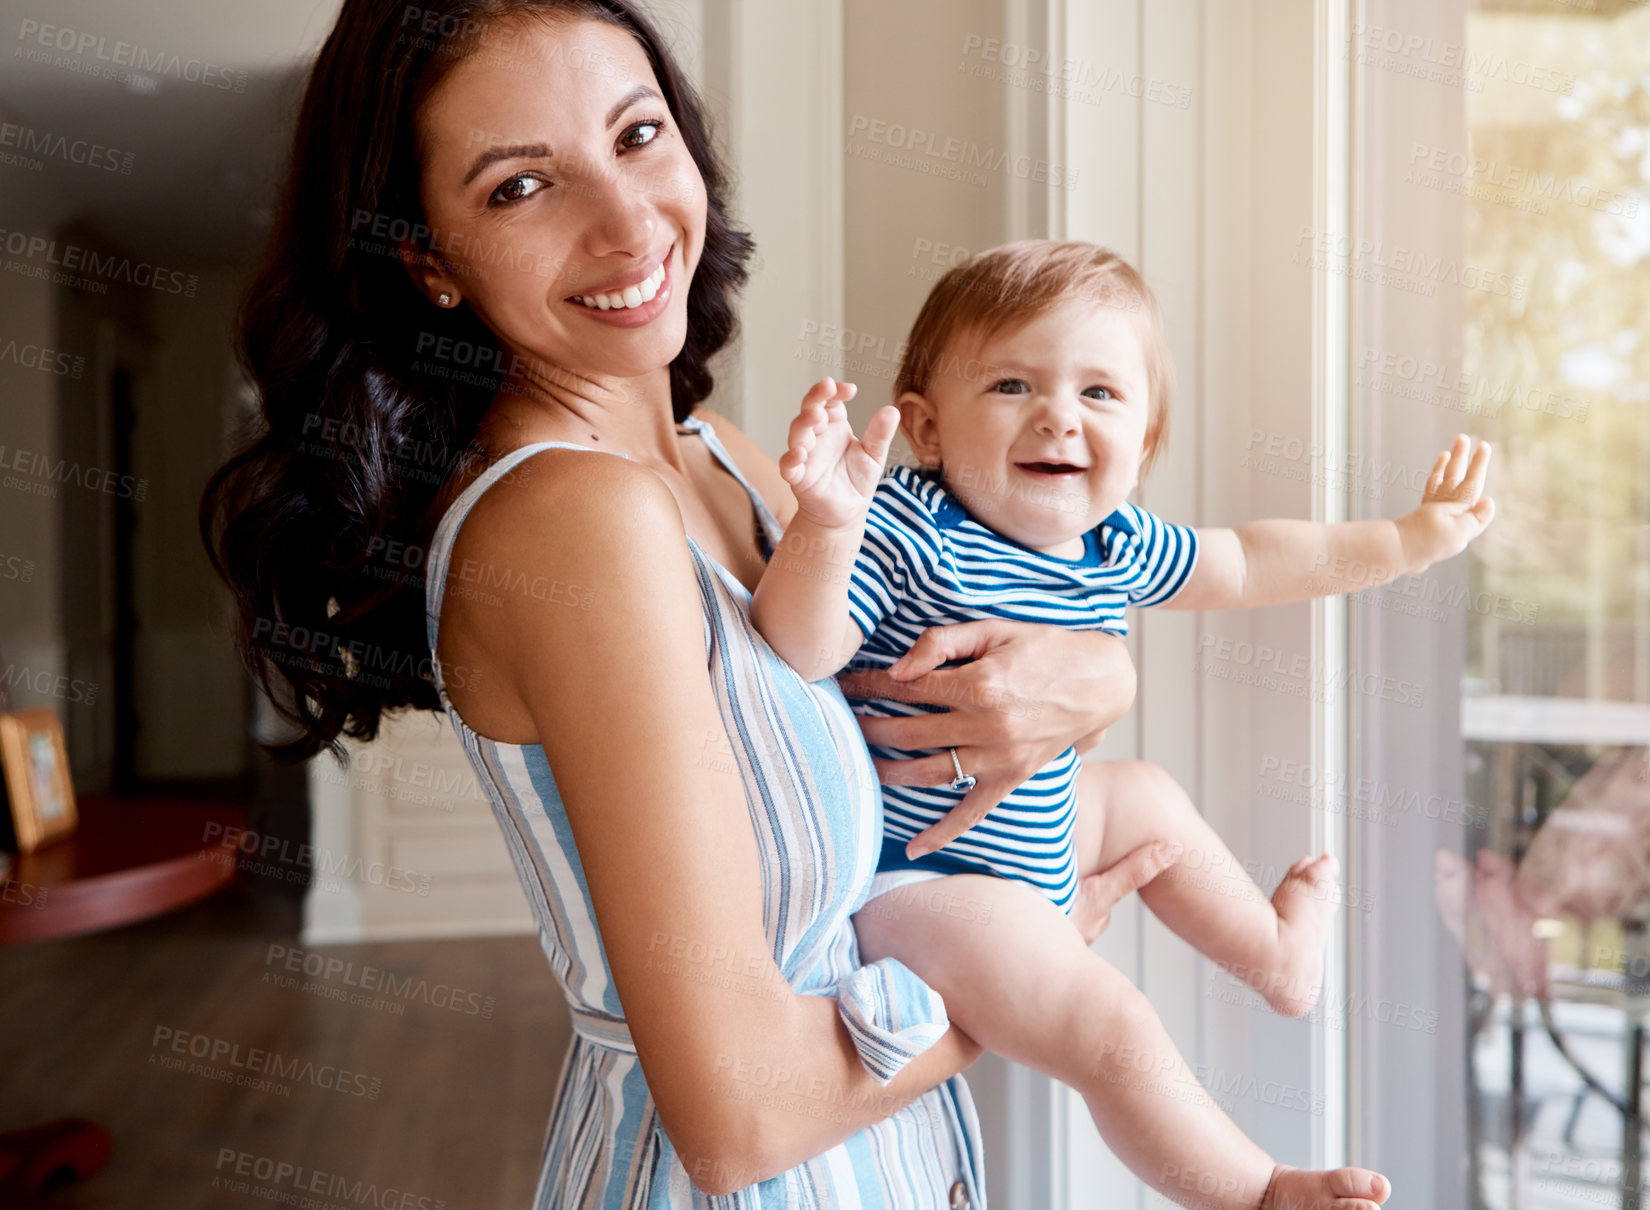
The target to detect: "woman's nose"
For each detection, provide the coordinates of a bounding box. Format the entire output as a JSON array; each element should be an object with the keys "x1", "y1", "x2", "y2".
[{"x1": 578, "y1": 163, "x2": 661, "y2": 259}]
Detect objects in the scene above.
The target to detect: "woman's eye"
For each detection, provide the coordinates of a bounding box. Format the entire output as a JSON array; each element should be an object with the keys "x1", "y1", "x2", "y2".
[
  {"x1": 992, "y1": 378, "x2": 1031, "y2": 395},
  {"x1": 1082, "y1": 385, "x2": 1114, "y2": 401},
  {"x1": 489, "y1": 174, "x2": 549, "y2": 205},
  {"x1": 621, "y1": 120, "x2": 663, "y2": 149}
]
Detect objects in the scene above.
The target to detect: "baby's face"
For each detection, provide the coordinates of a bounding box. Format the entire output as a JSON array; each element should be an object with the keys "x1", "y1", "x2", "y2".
[{"x1": 904, "y1": 299, "x2": 1152, "y2": 554}]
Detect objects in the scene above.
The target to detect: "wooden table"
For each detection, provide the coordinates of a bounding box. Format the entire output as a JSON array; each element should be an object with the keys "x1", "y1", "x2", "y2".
[
  {"x1": 0, "y1": 795, "x2": 248, "y2": 1200},
  {"x1": 0, "y1": 794, "x2": 246, "y2": 946}
]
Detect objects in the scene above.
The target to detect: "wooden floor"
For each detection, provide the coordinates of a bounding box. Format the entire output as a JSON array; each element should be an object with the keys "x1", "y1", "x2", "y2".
[{"x1": 0, "y1": 881, "x2": 571, "y2": 1208}]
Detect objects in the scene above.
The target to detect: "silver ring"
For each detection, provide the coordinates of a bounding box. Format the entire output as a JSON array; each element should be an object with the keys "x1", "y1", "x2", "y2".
[{"x1": 948, "y1": 748, "x2": 976, "y2": 793}]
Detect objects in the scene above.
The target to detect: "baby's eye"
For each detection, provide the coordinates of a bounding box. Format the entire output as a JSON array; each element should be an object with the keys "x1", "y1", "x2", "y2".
[
  {"x1": 991, "y1": 378, "x2": 1031, "y2": 395},
  {"x1": 490, "y1": 174, "x2": 550, "y2": 205},
  {"x1": 1082, "y1": 385, "x2": 1114, "y2": 402}
]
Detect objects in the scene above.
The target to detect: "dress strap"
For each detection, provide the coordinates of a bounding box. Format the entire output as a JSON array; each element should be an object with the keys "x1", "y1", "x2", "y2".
[
  {"x1": 424, "y1": 440, "x2": 624, "y2": 701},
  {"x1": 678, "y1": 413, "x2": 786, "y2": 554}
]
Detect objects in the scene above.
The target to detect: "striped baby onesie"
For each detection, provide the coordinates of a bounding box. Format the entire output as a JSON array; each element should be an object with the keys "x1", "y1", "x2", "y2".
[{"x1": 845, "y1": 464, "x2": 1199, "y2": 913}]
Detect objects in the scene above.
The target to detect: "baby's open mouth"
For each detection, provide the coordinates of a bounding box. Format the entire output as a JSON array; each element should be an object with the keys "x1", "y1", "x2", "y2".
[{"x1": 1016, "y1": 461, "x2": 1087, "y2": 475}]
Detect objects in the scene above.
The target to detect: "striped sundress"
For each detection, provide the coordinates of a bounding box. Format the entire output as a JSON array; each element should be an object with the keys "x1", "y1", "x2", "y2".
[
  {"x1": 424, "y1": 414, "x2": 987, "y2": 1209},
  {"x1": 846, "y1": 465, "x2": 1200, "y2": 914}
]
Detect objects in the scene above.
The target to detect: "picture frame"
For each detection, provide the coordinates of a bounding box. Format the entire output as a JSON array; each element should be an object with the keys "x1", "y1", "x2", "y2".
[{"x1": 0, "y1": 707, "x2": 77, "y2": 854}]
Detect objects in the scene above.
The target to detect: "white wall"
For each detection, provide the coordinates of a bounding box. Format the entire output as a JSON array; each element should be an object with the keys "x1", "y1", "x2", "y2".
[
  {"x1": 1057, "y1": 1, "x2": 1344, "y2": 1202},
  {"x1": 840, "y1": 0, "x2": 1009, "y2": 438},
  {"x1": 699, "y1": 0, "x2": 845, "y2": 458}
]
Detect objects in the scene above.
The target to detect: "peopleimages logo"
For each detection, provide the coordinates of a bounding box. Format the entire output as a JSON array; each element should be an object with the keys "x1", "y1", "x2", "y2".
[
  {"x1": 0, "y1": 229, "x2": 198, "y2": 296},
  {"x1": 1293, "y1": 226, "x2": 1526, "y2": 300},
  {"x1": 14, "y1": 19, "x2": 248, "y2": 92},
  {"x1": 0, "y1": 338, "x2": 84, "y2": 378},
  {"x1": 0, "y1": 444, "x2": 147, "y2": 500},
  {"x1": 846, "y1": 114, "x2": 1080, "y2": 190},
  {"x1": 1347, "y1": 21, "x2": 1577, "y2": 95},
  {"x1": 0, "y1": 120, "x2": 135, "y2": 175},
  {"x1": 0, "y1": 665, "x2": 99, "y2": 705},
  {"x1": 150, "y1": 1026, "x2": 383, "y2": 1099},
  {"x1": 1406, "y1": 143, "x2": 1637, "y2": 218},
  {"x1": 0, "y1": 554, "x2": 35, "y2": 583},
  {"x1": 213, "y1": 1148, "x2": 447, "y2": 1210}
]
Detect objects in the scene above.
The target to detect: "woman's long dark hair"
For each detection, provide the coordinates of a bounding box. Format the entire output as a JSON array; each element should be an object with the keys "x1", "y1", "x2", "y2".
[{"x1": 201, "y1": 0, "x2": 752, "y2": 763}]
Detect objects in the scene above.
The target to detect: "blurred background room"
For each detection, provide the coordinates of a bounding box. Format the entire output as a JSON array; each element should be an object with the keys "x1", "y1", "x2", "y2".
[{"x1": 0, "y1": 0, "x2": 1646, "y2": 1206}]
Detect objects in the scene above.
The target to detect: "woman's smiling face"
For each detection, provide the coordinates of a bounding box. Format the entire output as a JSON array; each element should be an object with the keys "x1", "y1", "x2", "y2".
[{"x1": 411, "y1": 15, "x2": 708, "y2": 384}]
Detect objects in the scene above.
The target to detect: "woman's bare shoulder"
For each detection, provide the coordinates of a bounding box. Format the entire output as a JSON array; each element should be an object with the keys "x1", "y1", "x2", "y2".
[
  {"x1": 690, "y1": 406, "x2": 797, "y2": 525},
  {"x1": 455, "y1": 445, "x2": 685, "y2": 563},
  {"x1": 436, "y1": 447, "x2": 699, "y2": 738},
  {"x1": 441, "y1": 445, "x2": 695, "y2": 646}
]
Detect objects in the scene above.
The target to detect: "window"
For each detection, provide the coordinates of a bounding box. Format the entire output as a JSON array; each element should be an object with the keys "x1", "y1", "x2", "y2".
[{"x1": 1353, "y1": 1, "x2": 1650, "y2": 1205}]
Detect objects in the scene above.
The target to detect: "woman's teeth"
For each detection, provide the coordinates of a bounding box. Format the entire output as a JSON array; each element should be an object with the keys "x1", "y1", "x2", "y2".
[{"x1": 574, "y1": 262, "x2": 666, "y2": 311}]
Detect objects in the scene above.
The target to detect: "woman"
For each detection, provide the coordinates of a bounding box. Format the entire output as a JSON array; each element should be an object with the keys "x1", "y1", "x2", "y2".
[{"x1": 201, "y1": 1, "x2": 1156, "y2": 1204}]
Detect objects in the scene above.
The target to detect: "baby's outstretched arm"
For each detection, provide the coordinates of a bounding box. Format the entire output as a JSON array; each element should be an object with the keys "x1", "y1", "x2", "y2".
[
  {"x1": 1166, "y1": 433, "x2": 1495, "y2": 611},
  {"x1": 749, "y1": 378, "x2": 900, "y2": 680}
]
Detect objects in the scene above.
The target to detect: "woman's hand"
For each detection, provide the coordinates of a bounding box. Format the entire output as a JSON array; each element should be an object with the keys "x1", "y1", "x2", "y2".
[{"x1": 836, "y1": 619, "x2": 1136, "y2": 859}]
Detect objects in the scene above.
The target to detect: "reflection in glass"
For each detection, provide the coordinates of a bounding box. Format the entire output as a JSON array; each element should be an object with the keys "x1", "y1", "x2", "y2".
[{"x1": 1457, "y1": 2, "x2": 1650, "y2": 1205}]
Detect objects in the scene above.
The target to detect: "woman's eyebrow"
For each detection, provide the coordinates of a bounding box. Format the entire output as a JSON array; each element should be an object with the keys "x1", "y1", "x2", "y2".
[
  {"x1": 606, "y1": 83, "x2": 664, "y2": 127},
  {"x1": 464, "y1": 142, "x2": 552, "y2": 186},
  {"x1": 458, "y1": 87, "x2": 664, "y2": 186}
]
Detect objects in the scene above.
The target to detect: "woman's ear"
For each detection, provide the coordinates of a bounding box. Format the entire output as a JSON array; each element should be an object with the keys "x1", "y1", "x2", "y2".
[
  {"x1": 398, "y1": 237, "x2": 461, "y2": 310},
  {"x1": 897, "y1": 391, "x2": 943, "y2": 467}
]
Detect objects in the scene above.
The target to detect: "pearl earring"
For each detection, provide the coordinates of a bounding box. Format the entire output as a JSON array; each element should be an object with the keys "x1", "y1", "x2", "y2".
[{"x1": 438, "y1": 292, "x2": 453, "y2": 307}]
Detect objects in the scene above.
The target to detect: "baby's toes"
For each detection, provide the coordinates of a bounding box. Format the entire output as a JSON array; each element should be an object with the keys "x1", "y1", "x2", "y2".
[
  {"x1": 1306, "y1": 852, "x2": 1340, "y2": 882},
  {"x1": 1270, "y1": 1166, "x2": 1391, "y2": 1210},
  {"x1": 1327, "y1": 1167, "x2": 1389, "y2": 1204}
]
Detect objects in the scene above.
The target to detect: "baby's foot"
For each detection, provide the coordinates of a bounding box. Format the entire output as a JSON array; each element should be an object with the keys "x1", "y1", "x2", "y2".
[
  {"x1": 1263, "y1": 1164, "x2": 1390, "y2": 1210},
  {"x1": 1259, "y1": 853, "x2": 1339, "y2": 1017}
]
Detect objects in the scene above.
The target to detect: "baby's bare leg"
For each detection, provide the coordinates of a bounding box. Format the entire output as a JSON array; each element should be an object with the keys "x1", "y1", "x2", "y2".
[
  {"x1": 851, "y1": 875, "x2": 1388, "y2": 1210},
  {"x1": 1075, "y1": 760, "x2": 1338, "y2": 1017}
]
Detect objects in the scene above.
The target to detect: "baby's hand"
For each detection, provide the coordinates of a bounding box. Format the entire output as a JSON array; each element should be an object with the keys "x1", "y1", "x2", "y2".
[
  {"x1": 778, "y1": 378, "x2": 900, "y2": 530},
  {"x1": 1397, "y1": 434, "x2": 1495, "y2": 573}
]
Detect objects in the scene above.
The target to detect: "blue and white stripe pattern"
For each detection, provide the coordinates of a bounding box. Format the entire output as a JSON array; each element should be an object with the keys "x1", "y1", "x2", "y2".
[
  {"x1": 846, "y1": 465, "x2": 1199, "y2": 914},
  {"x1": 425, "y1": 417, "x2": 986, "y2": 1208},
  {"x1": 835, "y1": 959, "x2": 951, "y2": 1086}
]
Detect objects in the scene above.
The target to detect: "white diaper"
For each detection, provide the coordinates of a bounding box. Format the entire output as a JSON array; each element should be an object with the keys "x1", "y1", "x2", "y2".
[{"x1": 862, "y1": 867, "x2": 950, "y2": 906}]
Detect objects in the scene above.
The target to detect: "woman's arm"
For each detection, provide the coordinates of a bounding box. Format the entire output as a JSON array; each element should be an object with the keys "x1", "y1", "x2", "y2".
[
  {"x1": 457, "y1": 451, "x2": 978, "y2": 1196},
  {"x1": 838, "y1": 621, "x2": 1137, "y2": 858}
]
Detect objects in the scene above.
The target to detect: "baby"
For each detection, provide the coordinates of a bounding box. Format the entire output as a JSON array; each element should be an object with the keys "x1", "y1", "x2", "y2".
[{"x1": 751, "y1": 240, "x2": 1493, "y2": 1209}]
